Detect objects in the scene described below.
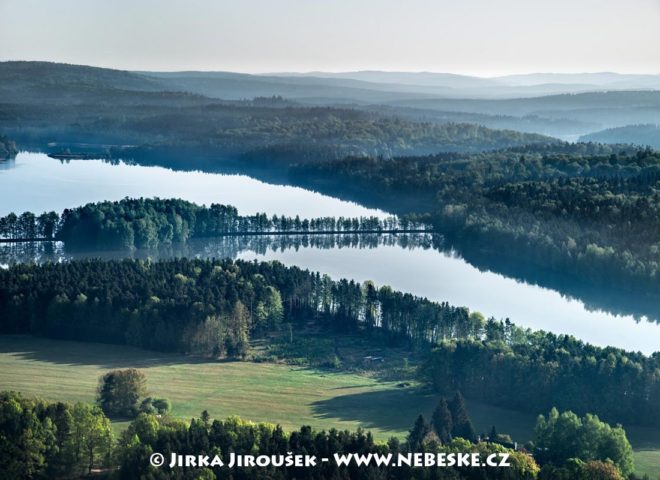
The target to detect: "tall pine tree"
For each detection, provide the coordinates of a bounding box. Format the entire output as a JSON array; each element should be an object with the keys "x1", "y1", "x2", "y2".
[
  {"x1": 407, "y1": 414, "x2": 431, "y2": 450},
  {"x1": 431, "y1": 397, "x2": 453, "y2": 443},
  {"x1": 448, "y1": 391, "x2": 476, "y2": 442}
]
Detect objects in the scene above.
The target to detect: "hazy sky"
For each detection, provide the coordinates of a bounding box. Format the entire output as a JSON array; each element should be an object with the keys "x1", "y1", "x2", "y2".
[{"x1": 1, "y1": 0, "x2": 659, "y2": 75}]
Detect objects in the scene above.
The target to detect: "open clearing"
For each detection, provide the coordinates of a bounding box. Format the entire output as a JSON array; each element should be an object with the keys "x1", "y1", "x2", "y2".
[{"x1": 0, "y1": 335, "x2": 657, "y2": 476}]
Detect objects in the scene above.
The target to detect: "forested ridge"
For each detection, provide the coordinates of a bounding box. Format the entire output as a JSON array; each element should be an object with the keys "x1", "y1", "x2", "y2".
[
  {"x1": 0, "y1": 62, "x2": 555, "y2": 162},
  {"x1": 0, "y1": 258, "x2": 658, "y2": 428},
  {"x1": 580, "y1": 124, "x2": 660, "y2": 149},
  {"x1": 290, "y1": 145, "x2": 660, "y2": 303}
]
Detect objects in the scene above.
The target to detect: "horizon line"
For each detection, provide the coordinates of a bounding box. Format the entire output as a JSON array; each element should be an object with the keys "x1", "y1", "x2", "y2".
[{"x1": 2, "y1": 58, "x2": 660, "y2": 78}]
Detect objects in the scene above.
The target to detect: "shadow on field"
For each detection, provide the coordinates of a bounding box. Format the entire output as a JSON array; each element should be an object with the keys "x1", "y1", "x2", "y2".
[
  {"x1": 0, "y1": 335, "x2": 217, "y2": 369},
  {"x1": 311, "y1": 387, "x2": 438, "y2": 433},
  {"x1": 313, "y1": 386, "x2": 660, "y2": 451},
  {"x1": 624, "y1": 425, "x2": 660, "y2": 450}
]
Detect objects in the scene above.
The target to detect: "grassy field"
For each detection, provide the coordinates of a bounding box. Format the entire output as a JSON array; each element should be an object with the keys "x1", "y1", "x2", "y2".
[{"x1": 0, "y1": 335, "x2": 658, "y2": 477}]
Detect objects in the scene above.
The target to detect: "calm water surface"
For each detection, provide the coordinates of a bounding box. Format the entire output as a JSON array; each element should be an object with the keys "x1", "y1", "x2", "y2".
[
  {"x1": 237, "y1": 246, "x2": 659, "y2": 354},
  {"x1": 0, "y1": 153, "x2": 386, "y2": 218},
  {"x1": 1, "y1": 153, "x2": 658, "y2": 353}
]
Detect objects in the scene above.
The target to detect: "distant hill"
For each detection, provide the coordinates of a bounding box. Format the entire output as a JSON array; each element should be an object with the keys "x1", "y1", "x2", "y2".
[
  {"x1": 4, "y1": 61, "x2": 660, "y2": 146},
  {"x1": 388, "y1": 91, "x2": 660, "y2": 114},
  {"x1": 272, "y1": 70, "x2": 500, "y2": 89},
  {"x1": 137, "y1": 70, "x2": 660, "y2": 139},
  {"x1": 141, "y1": 70, "x2": 446, "y2": 103},
  {"x1": 0, "y1": 61, "x2": 165, "y2": 99},
  {"x1": 386, "y1": 91, "x2": 660, "y2": 138},
  {"x1": 496, "y1": 72, "x2": 660, "y2": 89},
  {"x1": 4, "y1": 62, "x2": 659, "y2": 103},
  {"x1": 269, "y1": 70, "x2": 660, "y2": 96},
  {"x1": 363, "y1": 104, "x2": 599, "y2": 138},
  {"x1": 0, "y1": 61, "x2": 557, "y2": 162},
  {"x1": 580, "y1": 124, "x2": 660, "y2": 149}
]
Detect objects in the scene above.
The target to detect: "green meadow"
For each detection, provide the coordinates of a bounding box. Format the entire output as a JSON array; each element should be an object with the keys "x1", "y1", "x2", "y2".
[{"x1": 0, "y1": 335, "x2": 657, "y2": 477}]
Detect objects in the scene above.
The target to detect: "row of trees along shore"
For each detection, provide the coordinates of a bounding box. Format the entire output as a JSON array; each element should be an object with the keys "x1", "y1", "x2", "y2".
[
  {"x1": 0, "y1": 198, "x2": 426, "y2": 249},
  {"x1": 0, "y1": 258, "x2": 658, "y2": 428},
  {"x1": 1, "y1": 389, "x2": 638, "y2": 480}
]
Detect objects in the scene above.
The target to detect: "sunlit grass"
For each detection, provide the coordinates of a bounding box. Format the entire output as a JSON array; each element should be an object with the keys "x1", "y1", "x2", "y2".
[{"x1": 0, "y1": 335, "x2": 657, "y2": 477}]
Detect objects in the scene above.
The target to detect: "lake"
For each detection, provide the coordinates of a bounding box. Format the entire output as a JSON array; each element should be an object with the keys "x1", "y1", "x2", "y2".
[
  {"x1": 0, "y1": 153, "x2": 386, "y2": 218},
  {"x1": 1, "y1": 152, "x2": 658, "y2": 353}
]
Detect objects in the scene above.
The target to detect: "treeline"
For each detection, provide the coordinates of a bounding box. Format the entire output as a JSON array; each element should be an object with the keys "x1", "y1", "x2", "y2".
[
  {"x1": 290, "y1": 146, "x2": 660, "y2": 302},
  {"x1": 0, "y1": 390, "x2": 639, "y2": 480},
  {"x1": 0, "y1": 392, "x2": 113, "y2": 478},
  {"x1": 0, "y1": 211, "x2": 59, "y2": 240},
  {"x1": 0, "y1": 258, "x2": 658, "y2": 428},
  {"x1": 1, "y1": 392, "x2": 539, "y2": 480},
  {"x1": 116, "y1": 415, "x2": 539, "y2": 480},
  {"x1": 423, "y1": 338, "x2": 660, "y2": 427},
  {"x1": 0, "y1": 258, "x2": 477, "y2": 356},
  {"x1": 0, "y1": 198, "x2": 421, "y2": 249}
]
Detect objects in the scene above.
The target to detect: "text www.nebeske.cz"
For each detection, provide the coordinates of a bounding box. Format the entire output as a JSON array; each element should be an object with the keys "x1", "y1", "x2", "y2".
[{"x1": 152, "y1": 452, "x2": 511, "y2": 469}]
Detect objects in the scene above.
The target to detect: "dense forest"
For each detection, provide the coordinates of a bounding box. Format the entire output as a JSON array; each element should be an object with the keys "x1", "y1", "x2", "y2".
[
  {"x1": 0, "y1": 392, "x2": 113, "y2": 478},
  {"x1": 0, "y1": 390, "x2": 640, "y2": 480},
  {"x1": 0, "y1": 258, "x2": 474, "y2": 355},
  {"x1": 423, "y1": 338, "x2": 660, "y2": 427},
  {"x1": 1, "y1": 392, "x2": 542, "y2": 480},
  {"x1": 0, "y1": 198, "x2": 423, "y2": 249},
  {"x1": 291, "y1": 145, "x2": 660, "y2": 307},
  {"x1": 0, "y1": 258, "x2": 658, "y2": 428}
]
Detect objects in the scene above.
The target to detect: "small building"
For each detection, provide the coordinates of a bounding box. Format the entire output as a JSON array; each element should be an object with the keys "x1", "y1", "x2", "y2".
[{"x1": 363, "y1": 355, "x2": 385, "y2": 364}]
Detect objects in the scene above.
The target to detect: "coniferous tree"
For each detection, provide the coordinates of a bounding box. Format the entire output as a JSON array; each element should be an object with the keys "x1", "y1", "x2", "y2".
[
  {"x1": 431, "y1": 398, "x2": 453, "y2": 444},
  {"x1": 407, "y1": 414, "x2": 431, "y2": 450},
  {"x1": 201, "y1": 410, "x2": 211, "y2": 426},
  {"x1": 448, "y1": 391, "x2": 476, "y2": 442}
]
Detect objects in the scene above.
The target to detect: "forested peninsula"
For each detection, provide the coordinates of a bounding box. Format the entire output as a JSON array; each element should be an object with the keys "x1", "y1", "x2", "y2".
[{"x1": 1, "y1": 258, "x2": 658, "y2": 428}]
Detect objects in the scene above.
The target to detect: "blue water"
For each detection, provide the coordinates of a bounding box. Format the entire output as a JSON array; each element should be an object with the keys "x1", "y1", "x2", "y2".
[{"x1": 1, "y1": 152, "x2": 658, "y2": 353}]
